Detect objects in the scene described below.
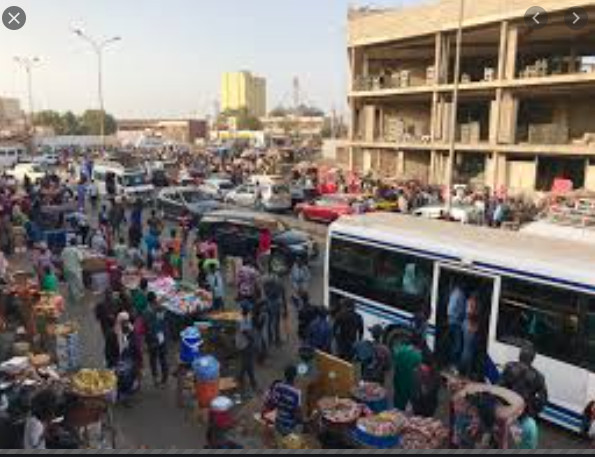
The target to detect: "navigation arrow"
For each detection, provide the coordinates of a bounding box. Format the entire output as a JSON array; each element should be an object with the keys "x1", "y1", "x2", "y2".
[
  {"x1": 533, "y1": 12, "x2": 541, "y2": 24},
  {"x1": 574, "y1": 12, "x2": 581, "y2": 25}
]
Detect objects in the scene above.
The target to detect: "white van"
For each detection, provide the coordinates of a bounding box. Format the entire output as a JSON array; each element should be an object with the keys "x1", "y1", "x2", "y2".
[
  {"x1": 226, "y1": 175, "x2": 292, "y2": 212},
  {"x1": 0, "y1": 145, "x2": 26, "y2": 169},
  {"x1": 92, "y1": 162, "x2": 155, "y2": 201}
]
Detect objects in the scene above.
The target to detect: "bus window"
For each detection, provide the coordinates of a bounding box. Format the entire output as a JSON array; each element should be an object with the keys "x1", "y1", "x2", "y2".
[
  {"x1": 329, "y1": 237, "x2": 433, "y2": 315},
  {"x1": 497, "y1": 277, "x2": 582, "y2": 365}
]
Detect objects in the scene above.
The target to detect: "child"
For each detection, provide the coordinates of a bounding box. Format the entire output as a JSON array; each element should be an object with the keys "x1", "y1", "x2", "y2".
[{"x1": 206, "y1": 261, "x2": 225, "y2": 311}]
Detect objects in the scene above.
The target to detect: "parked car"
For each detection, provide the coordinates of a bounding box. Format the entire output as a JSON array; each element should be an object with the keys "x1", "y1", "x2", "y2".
[
  {"x1": 295, "y1": 195, "x2": 367, "y2": 224},
  {"x1": 199, "y1": 210, "x2": 318, "y2": 275},
  {"x1": 225, "y1": 182, "x2": 292, "y2": 212},
  {"x1": 6, "y1": 162, "x2": 47, "y2": 183},
  {"x1": 200, "y1": 177, "x2": 236, "y2": 200},
  {"x1": 412, "y1": 203, "x2": 482, "y2": 224},
  {"x1": 156, "y1": 187, "x2": 220, "y2": 223}
]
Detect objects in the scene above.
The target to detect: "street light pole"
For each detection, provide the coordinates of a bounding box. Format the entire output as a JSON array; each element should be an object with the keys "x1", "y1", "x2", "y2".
[
  {"x1": 445, "y1": 0, "x2": 465, "y2": 211},
  {"x1": 73, "y1": 28, "x2": 121, "y2": 150},
  {"x1": 14, "y1": 57, "x2": 40, "y2": 126},
  {"x1": 14, "y1": 56, "x2": 40, "y2": 152}
]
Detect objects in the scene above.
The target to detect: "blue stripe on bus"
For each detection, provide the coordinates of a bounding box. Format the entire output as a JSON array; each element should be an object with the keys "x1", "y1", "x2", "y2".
[
  {"x1": 543, "y1": 406, "x2": 583, "y2": 430},
  {"x1": 475, "y1": 261, "x2": 595, "y2": 294},
  {"x1": 332, "y1": 231, "x2": 460, "y2": 263}
]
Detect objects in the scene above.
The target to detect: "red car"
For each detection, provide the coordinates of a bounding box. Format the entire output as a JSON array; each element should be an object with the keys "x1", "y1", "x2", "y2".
[{"x1": 296, "y1": 195, "x2": 363, "y2": 224}]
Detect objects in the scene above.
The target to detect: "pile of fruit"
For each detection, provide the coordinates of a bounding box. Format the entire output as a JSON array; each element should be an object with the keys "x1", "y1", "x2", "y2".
[
  {"x1": 71, "y1": 369, "x2": 117, "y2": 396},
  {"x1": 356, "y1": 410, "x2": 407, "y2": 437},
  {"x1": 352, "y1": 382, "x2": 387, "y2": 402},
  {"x1": 400, "y1": 417, "x2": 449, "y2": 450},
  {"x1": 318, "y1": 397, "x2": 361, "y2": 424}
]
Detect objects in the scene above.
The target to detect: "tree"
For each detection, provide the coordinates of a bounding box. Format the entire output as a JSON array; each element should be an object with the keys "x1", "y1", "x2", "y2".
[
  {"x1": 219, "y1": 108, "x2": 262, "y2": 131},
  {"x1": 34, "y1": 110, "x2": 63, "y2": 133},
  {"x1": 79, "y1": 110, "x2": 117, "y2": 135},
  {"x1": 61, "y1": 111, "x2": 80, "y2": 135},
  {"x1": 269, "y1": 106, "x2": 289, "y2": 117},
  {"x1": 33, "y1": 109, "x2": 117, "y2": 135}
]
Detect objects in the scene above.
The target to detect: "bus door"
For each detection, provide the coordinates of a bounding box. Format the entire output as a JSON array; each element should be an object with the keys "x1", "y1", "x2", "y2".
[{"x1": 433, "y1": 263, "x2": 499, "y2": 381}]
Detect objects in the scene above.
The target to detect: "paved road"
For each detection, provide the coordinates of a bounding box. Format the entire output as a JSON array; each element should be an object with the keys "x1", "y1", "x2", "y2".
[{"x1": 60, "y1": 204, "x2": 587, "y2": 449}]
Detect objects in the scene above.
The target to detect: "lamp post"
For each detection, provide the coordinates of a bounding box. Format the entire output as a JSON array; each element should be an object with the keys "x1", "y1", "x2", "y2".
[
  {"x1": 445, "y1": 0, "x2": 465, "y2": 211},
  {"x1": 14, "y1": 56, "x2": 40, "y2": 145},
  {"x1": 73, "y1": 28, "x2": 121, "y2": 149}
]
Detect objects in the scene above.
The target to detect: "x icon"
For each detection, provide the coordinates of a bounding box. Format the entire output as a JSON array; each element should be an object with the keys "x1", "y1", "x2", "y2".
[{"x1": 8, "y1": 11, "x2": 20, "y2": 24}]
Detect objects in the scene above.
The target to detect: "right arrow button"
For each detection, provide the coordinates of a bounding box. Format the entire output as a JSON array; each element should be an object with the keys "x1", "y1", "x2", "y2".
[{"x1": 565, "y1": 7, "x2": 589, "y2": 30}]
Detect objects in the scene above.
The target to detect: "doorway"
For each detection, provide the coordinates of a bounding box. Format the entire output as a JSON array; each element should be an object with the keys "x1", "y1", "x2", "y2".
[{"x1": 434, "y1": 265, "x2": 496, "y2": 381}]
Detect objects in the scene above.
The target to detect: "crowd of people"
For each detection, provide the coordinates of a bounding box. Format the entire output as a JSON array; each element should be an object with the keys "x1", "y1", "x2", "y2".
[{"x1": 0, "y1": 147, "x2": 567, "y2": 450}]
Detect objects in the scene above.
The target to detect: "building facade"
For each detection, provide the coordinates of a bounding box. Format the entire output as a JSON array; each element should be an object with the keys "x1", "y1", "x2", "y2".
[
  {"x1": 348, "y1": 0, "x2": 595, "y2": 194},
  {"x1": 0, "y1": 97, "x2": 24, "y2": 137},
  {"x1": 117, "y1": 119, "x2": 208, "y2": 145},
  {"x1": 261, "y1": 115, "x2": 326, "y2": 141},
  {"x1": 221, "y1": 71, "x2": 267, "y2": 117}
]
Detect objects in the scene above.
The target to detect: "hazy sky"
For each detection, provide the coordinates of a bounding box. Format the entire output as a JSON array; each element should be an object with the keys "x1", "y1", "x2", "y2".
[{"x1": 0, "y1": 0, "x2": 415, "y2": 119}]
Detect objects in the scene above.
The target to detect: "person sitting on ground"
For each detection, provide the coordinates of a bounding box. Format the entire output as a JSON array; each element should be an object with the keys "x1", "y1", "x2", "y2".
[{"x1": 263, "y1": 365, "x2": 303, "y2": 437}]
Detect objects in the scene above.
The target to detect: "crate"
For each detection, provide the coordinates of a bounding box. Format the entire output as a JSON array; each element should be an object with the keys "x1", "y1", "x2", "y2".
[{"x1": 484, "y1": 67, "x2": 495, "y2": 81}]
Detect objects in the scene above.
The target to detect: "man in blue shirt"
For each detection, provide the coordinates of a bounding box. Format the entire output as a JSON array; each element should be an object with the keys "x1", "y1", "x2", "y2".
[
  {"x1": 447, "y1": 284, "x2": 467, "y2": 369},
  {"x1": 266, "y1": 366, "x2": 303, "y2": 436}
]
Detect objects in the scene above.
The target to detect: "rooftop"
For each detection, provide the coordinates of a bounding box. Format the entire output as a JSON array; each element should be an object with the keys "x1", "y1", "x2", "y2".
[
  {"x1": 348, "y1": 0, "x2": 590, "y2": 46},
  {"x1": 331, "y1": 212, "x2": 595, "y2": 289}
]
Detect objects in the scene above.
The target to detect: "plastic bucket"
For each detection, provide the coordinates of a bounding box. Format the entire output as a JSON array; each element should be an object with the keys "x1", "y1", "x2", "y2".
[
  {"x1": 196, "y1": 379, "x2": 219, "y2": 408},
  {"x1": 192, "y1": 356, "x2": 220, "y2": 382},
  {"x1": 179, "y1": 327, "x2": 202, "y2": 364}
]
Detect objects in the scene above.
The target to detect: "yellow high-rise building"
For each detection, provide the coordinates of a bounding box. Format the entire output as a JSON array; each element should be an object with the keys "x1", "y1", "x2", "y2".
[{"x1": 221, "y1": 71, "x2": 267, "y2": 118}]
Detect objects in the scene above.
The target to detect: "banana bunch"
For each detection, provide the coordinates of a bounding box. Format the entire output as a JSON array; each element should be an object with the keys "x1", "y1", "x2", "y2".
[{"x1": 72, "y1": 369, "x2": 117, "y2": 395}]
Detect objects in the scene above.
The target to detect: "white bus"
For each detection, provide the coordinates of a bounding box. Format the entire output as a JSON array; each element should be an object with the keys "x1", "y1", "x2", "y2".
[
  {"x1": 0, "y1": 145, "x2": 26, "y2": 169},
  {"x1": 92, "y1": 162, "x2": 154, "y2": 201},
  {"x1": 326, "y1": 212, "x2": 595, "y2": 432}
]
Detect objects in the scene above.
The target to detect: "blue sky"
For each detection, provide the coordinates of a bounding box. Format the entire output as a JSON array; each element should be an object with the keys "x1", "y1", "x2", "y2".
[{"x1": 0, "y1": 0, "x2": 416, "y2": 119}]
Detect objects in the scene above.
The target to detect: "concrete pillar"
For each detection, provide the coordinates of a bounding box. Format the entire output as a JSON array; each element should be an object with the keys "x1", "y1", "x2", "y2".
[
  {"x1": 497, "y1": 21, "x2": 508, "y2": 80},
  {"x1": 496, "y1": 153, "x2": 507, "y2": 188},
  {"x1": 440, "y1": 34, "x2": 451, "y2": 84},
  {"x1": 499, "y1": 92, "x2": 518, "y2": 144},
  {"x1": 397, "y1": 150, "x2": 405, "y2": 176},
  {"x1": 505, "y1": 25, "x2": 518, "y2": 80},
  {"x1": 430, "y1": 150, "x2": 437, "y2": 184},
  {"x1": 434, "y1": 31, "x2": 443, "y2": 85}
]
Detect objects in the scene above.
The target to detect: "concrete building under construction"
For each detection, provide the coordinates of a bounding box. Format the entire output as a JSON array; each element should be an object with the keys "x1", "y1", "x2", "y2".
[{"x1": 347, "y1": 0, "x2": 595, "y2": 194}]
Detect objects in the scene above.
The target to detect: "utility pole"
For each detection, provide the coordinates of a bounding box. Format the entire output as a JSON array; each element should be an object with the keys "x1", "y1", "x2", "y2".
[
  {"x1": 73, "y1": 28, "x2": 121, "y2": 150},
  {"x1": 14, "y1": 56, "x2": 40, "y2": 153},
  {"x1": 445, "y1": 0, "x2": 465, "y2": 211},
  {"x1": 293, "y1": 77, "x2": 300, "y2": 113}
]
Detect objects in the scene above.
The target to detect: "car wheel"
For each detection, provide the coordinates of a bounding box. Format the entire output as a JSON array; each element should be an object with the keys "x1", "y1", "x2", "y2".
[{"x1": 270, "y1": 252, "x2": 290, "y2": 276}]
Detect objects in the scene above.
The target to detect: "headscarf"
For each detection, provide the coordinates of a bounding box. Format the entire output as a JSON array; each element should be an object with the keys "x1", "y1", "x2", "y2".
[{"x1": 114, "y1": 312, "x2": 131, "y2": 355}]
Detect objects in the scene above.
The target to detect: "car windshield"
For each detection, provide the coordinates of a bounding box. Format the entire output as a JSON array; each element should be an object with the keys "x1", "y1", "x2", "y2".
[
  {"x1": 272, "y1": 184, "x2": 289, "y2": 194},
  {"x1": 181, "y1": 191, "x2": 207, "y2": 203},
  {"x1": 122, "y1": 174, "x2": 146, "y2": 187},
  {"x1": 217, "y1": 182, "x2": 234, "y2": 190}
]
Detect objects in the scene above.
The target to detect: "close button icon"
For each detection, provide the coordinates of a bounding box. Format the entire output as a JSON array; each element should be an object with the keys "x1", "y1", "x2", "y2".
[{"x1": 2, "y1": 6, "x2": 26, "y2": 31}]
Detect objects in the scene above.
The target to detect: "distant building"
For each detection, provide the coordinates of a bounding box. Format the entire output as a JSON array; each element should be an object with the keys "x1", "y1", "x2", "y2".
[
  {"x1": 261, "y1": 114, "x2": 326, "y2": 141},
  {"x1": 116, "y1": 119, "x2": 208, "y2": 145},
  {"x1": 221, "y1": 71, "x2": 267, "y2": 117},
  {"x1": 0, "y1": 97, "x2": 24, "y2": 137},
  {"x1": 347, "y1": 0, "x2": 595, "y2": 194}
]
